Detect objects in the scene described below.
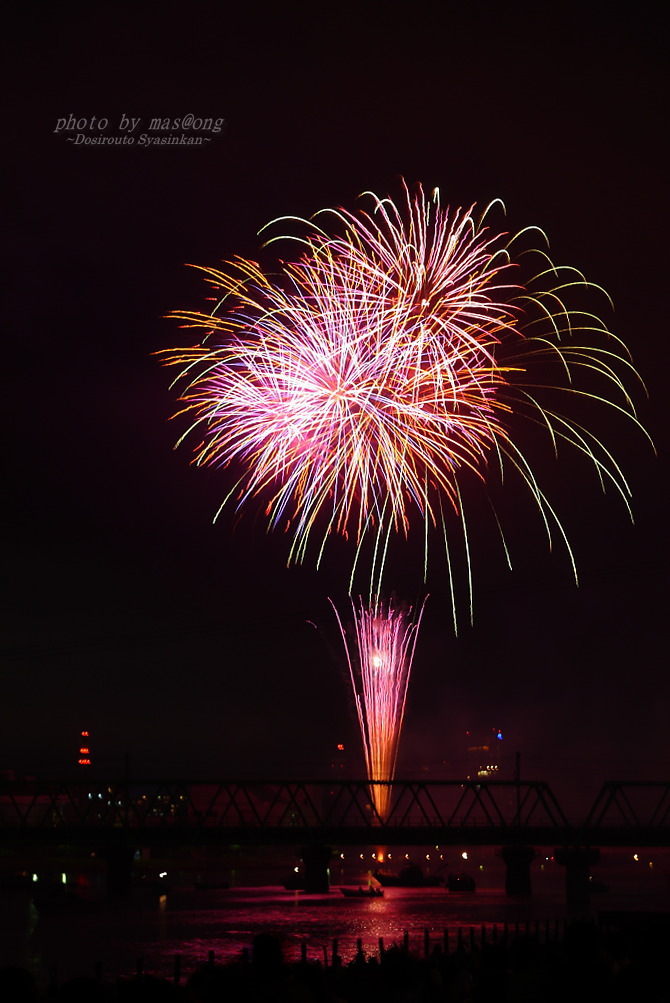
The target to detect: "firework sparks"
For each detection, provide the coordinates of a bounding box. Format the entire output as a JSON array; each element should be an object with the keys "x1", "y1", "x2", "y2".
[
  {"x1": 332, "y1": 596, "x2": 426, "y2": 820},
  {"x1": 162, "y1": 182, "x2": 650, "y2": 810},
  {"x1": 161, "y1": 182, "x2": 648, "y2": 619}
]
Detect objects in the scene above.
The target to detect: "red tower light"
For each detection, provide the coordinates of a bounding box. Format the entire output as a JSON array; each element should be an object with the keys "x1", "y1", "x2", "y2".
[{"x1": 78, "y1": 730, "x2": 92, "y2": 767}]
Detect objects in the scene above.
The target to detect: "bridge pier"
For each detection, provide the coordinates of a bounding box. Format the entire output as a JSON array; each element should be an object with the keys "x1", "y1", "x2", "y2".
[
  {"x1": 300, "y1": 845, "x2": 331, "y2": 893},
  {"x1": 555, "y1": 846, "x2": 600, "y2": 909},
  {"x1": 101, "y1": 844, "x2": 136, "y2": 898},
  {"x1": 500, "y1": 845, "x2": 535, "y2": 895}
]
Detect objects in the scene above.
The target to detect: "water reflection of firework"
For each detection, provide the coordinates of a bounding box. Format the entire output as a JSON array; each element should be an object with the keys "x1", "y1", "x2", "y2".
[{"x1": 332, "y1": 596, "x2": 426, "y2": 820}]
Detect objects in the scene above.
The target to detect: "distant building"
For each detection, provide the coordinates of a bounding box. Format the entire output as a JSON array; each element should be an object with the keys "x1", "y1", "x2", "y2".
[
  {"x1": 330, "y1": 741, "x2": 347, "y2": 774},
  {"x1": 465, "y1": 726, "x2": 504, "y2": 779}
]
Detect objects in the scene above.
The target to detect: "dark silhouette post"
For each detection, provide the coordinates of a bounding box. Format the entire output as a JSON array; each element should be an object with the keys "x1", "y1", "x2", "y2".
[{"x1": 501, "y1": 755, "x2": 534, "y2": 895}]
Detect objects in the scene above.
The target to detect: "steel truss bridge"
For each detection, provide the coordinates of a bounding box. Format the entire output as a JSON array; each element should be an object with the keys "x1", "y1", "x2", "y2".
[{"x1": 1, "y1": 779, "x2": 669, "y2": 848}]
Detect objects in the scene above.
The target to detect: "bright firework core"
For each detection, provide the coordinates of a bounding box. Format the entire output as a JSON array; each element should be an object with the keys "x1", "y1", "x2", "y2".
[
  {"x1": 332, "y1": 596, "x2": 427, "y2": 821},
  {"x1": 162, "y1": 181, "x2": 648, "y2": 619}
]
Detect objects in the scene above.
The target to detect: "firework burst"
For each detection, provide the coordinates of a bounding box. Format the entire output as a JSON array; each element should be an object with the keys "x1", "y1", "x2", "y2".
[
  {"x1": 332, "y1": 595, "x2": 426, "y2": 820},
  {"x1": 162, "y1": 182, "x2": 650, "y2": 812},
  {"x1": 162, "y1": 182, "x2": 648, "y2": 619}
]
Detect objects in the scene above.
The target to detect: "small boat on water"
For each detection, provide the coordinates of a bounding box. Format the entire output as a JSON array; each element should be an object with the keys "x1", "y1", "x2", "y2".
[
  {"x1": 341, "y1": 886, "x2": 384, "y2": 898},
  {"x1": 373, "y1": 865, "x2": 443, "y2": 888},
  {"x1": 283, "y1": 873, "x2": 305, "y2": 891},
  {"x1": 32, "y1": 887, "x2": 102, "y2": 914},
  {"x1": 0, "y1": 873, "x2": 34, "y2": 891}
]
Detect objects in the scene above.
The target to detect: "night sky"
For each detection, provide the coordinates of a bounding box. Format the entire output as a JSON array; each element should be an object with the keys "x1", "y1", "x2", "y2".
[{"x1": 3, "y1": 3, "x2": 667, "y2": 798}]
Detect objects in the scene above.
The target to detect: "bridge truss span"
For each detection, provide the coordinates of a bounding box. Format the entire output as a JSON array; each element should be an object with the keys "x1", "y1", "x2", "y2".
[{"x1": 1, "y1": 779, "x2": 669, "y2": 847}]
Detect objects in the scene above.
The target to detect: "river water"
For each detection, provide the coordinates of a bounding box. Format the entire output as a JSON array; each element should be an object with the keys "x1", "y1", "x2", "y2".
[{"x1": 2, "y1": 848, "x2": 669, "y2": 991}]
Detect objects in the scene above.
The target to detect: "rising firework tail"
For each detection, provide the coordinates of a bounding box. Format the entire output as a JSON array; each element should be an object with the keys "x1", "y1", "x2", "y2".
[
  {"x1": 161, "y1": 181, "x2": 649, "y2": 623},
  {"x1": 330, "y1": 595, "x2": 427, "y2": 820}
]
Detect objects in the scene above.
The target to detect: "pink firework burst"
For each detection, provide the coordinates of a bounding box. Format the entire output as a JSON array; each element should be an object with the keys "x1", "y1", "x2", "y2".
[{"x1": 161, "y1": 182, "x2": 649, "y2": 616}]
